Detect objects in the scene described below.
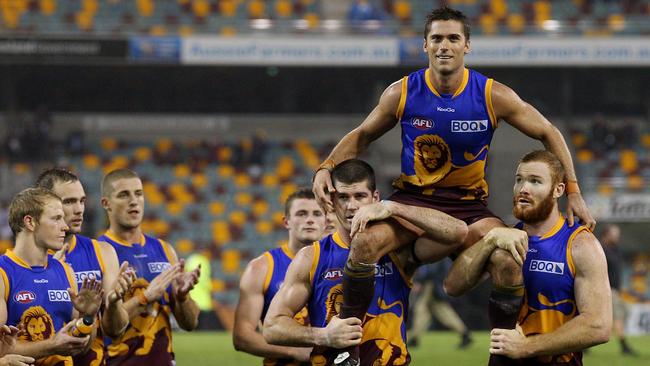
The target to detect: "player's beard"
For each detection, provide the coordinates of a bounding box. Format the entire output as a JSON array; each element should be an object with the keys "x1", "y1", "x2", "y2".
[{"x1": 513, "y1": 190, "x2": 556, "y2": 224}]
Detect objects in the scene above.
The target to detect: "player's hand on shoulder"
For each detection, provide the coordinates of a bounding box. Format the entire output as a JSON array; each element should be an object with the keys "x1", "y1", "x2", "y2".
[
  {"x1": 70, "y1": 277, "x2": 103, "y2": 317},
  {"x1": 0, "y1": 354, "x2": 35, "y2": 366},
  {"x1": 313, "y1": 169, "x2": 335, "y2": 213},
  {"x1": 50, "y1": 321, "x2": 91, "y2": 356},
  {"x1": 107, "y1": 262, "x2": 136, "y2": 305},
  {"x1": 485, "y1": 227, "x2": 528, "y2": 266},
  {"x1": 350, "y1": 201, "x2": 392, "y2": 237},
  {"x1": 52, "y1": 244, "x2": 69, "y2": 262},
  {"x1": 566, "y1": 193, "x2": 596, "y2": 230},
  {"x1": 322, "y1": 316, "x2": 362, "y2": 349}
]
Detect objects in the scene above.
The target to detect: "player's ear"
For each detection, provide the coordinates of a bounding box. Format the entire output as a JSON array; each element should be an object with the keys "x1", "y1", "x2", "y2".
[
  {"x1": 100, "y1": 197, "x2": 110, "y2": 211},
  {"x1": 283, "y1": 215, "x2": 290, "y2": 229},
  {"x1": 372, "y1": 190, "x2": 380, "y2": 202},
  {"x1": 554, "y1": 182, "x2": 565, "y2": 199},
  {"x1": 23, "y1": 215, "x2": 37, "y2": 232}
]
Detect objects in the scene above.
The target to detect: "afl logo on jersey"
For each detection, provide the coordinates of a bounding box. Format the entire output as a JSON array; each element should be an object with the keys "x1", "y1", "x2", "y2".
[
  {"x1": 323, "y1": 268, "x2": 343, "y2": 281},
  {"x1": 15, "y1": 291, "x2": 36, "y2": 304},
  {"x1": 411, "y1": 117, "x2": 434, "y2": 130}
]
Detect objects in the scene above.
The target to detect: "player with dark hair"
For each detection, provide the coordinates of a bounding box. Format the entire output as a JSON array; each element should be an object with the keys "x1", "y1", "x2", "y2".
[
  {"x1": 234, "y1": 188, "x2": 326, "y2": 365},
  {"x1": 264, "y1": 159, "x2": 466, "y2": 365},
  {"x1": 98, "y1": 168, "x2": 200, "y2": 366},
  {"x1": 312, "y1": 7, "x2": 594, "y2": 366},
  {"x1": 0, "y1": 188, "x2": 103, "y2": 365},
  {"x1": 447, "y1": 150, "x2": 611, "y2": 364},
  {"x1": 35, "y1": 167, "x2": 134, "y2": 366}
]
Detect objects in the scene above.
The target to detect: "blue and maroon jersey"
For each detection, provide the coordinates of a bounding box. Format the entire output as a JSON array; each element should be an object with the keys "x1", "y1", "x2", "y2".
[
  {"x1": 65, "y1": 234, "x2": 107, "y2": 366},
  {"x1": 261, "y1": 244, "x2": 310, "y2": 366},
  {"x1": 309, "y1": 232, "x2": 412, "y2": 366},
  {"x1": 98, "y1": 231, "x2": 176, "y2": 366},
  {"x1": 0, "y1": 250, "x2": 76, "y2": 366},
  {"x1": 518, "y1": 217, "x2": 588, "y2": 366},
  {"x1": 393, "y1": 67, "x2": 497, "y2": 201}
]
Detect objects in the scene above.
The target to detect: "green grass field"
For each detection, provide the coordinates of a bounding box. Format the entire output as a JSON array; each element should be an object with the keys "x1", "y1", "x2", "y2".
[{"x1": 173, "y1": 331, "x2": 650, "y2": 365}]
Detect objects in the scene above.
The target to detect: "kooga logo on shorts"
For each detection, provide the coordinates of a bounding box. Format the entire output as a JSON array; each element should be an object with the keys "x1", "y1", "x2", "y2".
[
  {"x1": 451, "y1": 120, "x2": 488, "y2": 133},
  {"x1": 529, "y1": 260, "x2": 564, "y2": 275}
]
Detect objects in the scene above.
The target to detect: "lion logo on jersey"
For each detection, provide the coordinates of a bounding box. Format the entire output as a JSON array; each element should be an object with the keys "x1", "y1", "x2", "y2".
[
  {"x1": 325, "y1": 284, "x2": 344, "y2": 322},
  {"x1": 19, "y1": 306, "x2": 55, "y2": 341},
  {"x1": 413, "y1": 134, "x2": 452, "y2": 185}
]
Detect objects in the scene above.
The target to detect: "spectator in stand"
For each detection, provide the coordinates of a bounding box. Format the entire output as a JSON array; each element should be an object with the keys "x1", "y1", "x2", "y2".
[{"x1": 348, "y1": 0, "x2": 385, "y2": 32}]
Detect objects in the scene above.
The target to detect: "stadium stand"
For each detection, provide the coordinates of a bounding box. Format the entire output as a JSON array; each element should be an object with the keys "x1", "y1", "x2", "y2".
[{"x1": 0, "y1": 0, "x2": 647, "y2": 35}]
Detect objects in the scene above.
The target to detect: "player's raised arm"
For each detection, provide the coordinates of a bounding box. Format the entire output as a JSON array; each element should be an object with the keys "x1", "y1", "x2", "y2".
[
  {"x1": 233, "y1": 255, "x2": 311, "y2": 361},
  {"x1": 490, "y1": 231, "x2": 611, "y2": 359},
  {"x1": 491, "y1": 81, "x2": 595, "y2": 230},
  {"x1": 263, "y1": 246, "x2": 362, "y2": 349},
  {"x1": 313, "y1": 80, "x2": 403, "y2": 212}
]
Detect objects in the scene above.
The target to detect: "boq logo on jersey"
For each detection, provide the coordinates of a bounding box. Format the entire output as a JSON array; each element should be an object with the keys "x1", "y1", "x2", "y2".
[
  {"x1": 15, "y1": 291, "x2": 36, "y2": 304},
  {"x1": 411, "y1": 117, "x2": 434, "y2": 130}
]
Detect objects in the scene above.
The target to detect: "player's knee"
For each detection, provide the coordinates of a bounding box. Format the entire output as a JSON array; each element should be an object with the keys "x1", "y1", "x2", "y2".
[{"x1": 489, "y1": 248, "x2": 523, "y2": 287}]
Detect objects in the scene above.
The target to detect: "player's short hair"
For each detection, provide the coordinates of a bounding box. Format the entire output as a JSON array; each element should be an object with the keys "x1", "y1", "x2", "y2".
[
  {"x1": 8, "y1": 188, "x2": 61, "y2": 235},
  {"x1": 35, "y1": 168, "x2": 79, "y2": 191},
  {"x1": 424, "y1": 7, "x2": 470, "y2": 41},
  {"x1": 331, "y1": 159, "x2": 376, "y2": 192},
  {"x1": 102, "y1": 168, "x2": 140, "y2": 197},
  {"x1": 519, "y1": 150, "x2": 566, "y2": 186},
  {"x1": 284, "y1": 188, "x2": 317, "y2": 217}
]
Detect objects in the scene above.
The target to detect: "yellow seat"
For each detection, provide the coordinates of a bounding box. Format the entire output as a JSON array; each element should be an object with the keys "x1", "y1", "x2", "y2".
[
  {"x1": 248, "y1": 0, "x2": 265, "y2": 18},
  {"x1": 479, "y1": 13, "x2": 497, "y2": 35},
  {"x1": 83, "y1": 154, "x2": 101, "y2": 170},
  {"x1": 597, "y1": 183, "x2": 613, "y2": 196},
  {"x1": 174, "y1": 164, "x2": 191, "y2": 178},
  {"x1": 234, "y1": 192, "x2": 253, "y2": 207},
  {"x1": 222, "y1": 249, "x2": 241, "y2": 273},
  {"x1": 256, "y1": 221, "x2": 273, "y2": 235},
  {"x1": 0, "y1": 239, "x2": 12, "y2": 255},
  {"x1": 219, "y1": 0, "x2": 238, "y2": 17},
  {"x1": 607, "y1": 14, "x2": 625, "y2": 32},
  {"x1": 229, "y1": 211, "x2": 247, "y2": 227},
  {"x1": 571, "y1": 133, "x2": 587, "y2": 148},
  {"x1": 507, "y1": 13, "x2": 525, "y2": 34},
  {"x1": 220, "y1": 26, "x2": 238, "y2": 36},
  {"x1": 212, "y1": 221, "x2": 231, "y2": 243},
  {"x1": 641, "y1": 134, "x2": 650, "y2": 148},
  {"x1": 134, "y1": 146, "x2": 152, "y2": 162},
  {"x1": 576, "y1": 149, "x2": 593, "y2": 163},
  {"x1": 179, "y1": 25, "x2": 194, "y2": 36},
  {"x1": 262, "y1": 174, "x2": 278, "y2": 187},
  {"x1": 209, "y1": 201, "x2": 226, "y2": 216},
  {"x1": 533, "y1": 0, "x2": 551, "y2": 25},
  {"x1": 276, "y1": 156, "x2": 295, "y2": 180},
  {"x1": 491, "y1": 0, "x2": 507, "y2": 20},
  {"x1": 217, "y1": 165, "x2": 235, "y2": 178},
  {"x1": 192, "y1": 0, "x2": 210, "y2": 17},
  {"x1": 217, "y1": 146, "x2": 232, "y2": 162},
  {"x1": 627, "y1": 175, "x2": 643, "y2": 191},
  {"x1": 149, "y1": 25, "x2": 166, "y2": 36},
  {"x1": 137, "y1": 0, "x2": 155, "y2": 17},
  {"x1": 393, "y1": 0, "x2": 411, "y2": 21},
  {"x1": 252, "y1": 200, "x2": 269, "y2": 216},
  {"x1": 303, "y1": 13, "x2": 319, "y2": 29},
  {"x1": 279, "y1": 183, "x2": 298, "y2": 204},
  {"x1": 234, "y1": 173, "x2": 251, "y2": 187},
  {"x1": 272, "y1": 211, "x2": 284, "y2": 226},
  {"x1": 101, "y1": 137, "x2": 118, "y2": 152},
  {"x1": 156, "y1": 138, "x2": 173, "y2": 154},
  {"x1": 167, "y1": 201, "x2": 185, "y2": 216},
  {"x1": 211, "y1": 278, "x2": 225, "y2": 292},
  {"x1": 176, "y1": 239, "x2": 195, "y2": 255},
  {"x1": 620, "y1": 149, "x2": 638, "y2": 174},
  {"x1": 40, "y1": 0, "x2": 56, "y2": 15},
  {"x1": 81, "y1": 0, "x2": 98, "y2": 14},
  {"x1": 191, "y1": 173, "x2": 208, "y2": 189},
  {"x1": 275, "y1": 0, "x2": 292, "y2": 18}
]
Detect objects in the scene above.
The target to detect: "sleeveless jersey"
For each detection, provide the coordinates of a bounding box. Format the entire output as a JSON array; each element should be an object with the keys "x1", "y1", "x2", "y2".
[
  {"x1": 309, "y1": 233, "x2": 411, "y2": 366},
  {"x1": 98, "y1": 231, "x2": 176, "y2": 366},
  {"x1": 65, "y1": 234, "x2": 106, "y2": 366},
  {"x1": 261, "y1": 244, "x2": 310, "y2": 366},
  {"x1": 0, "y1": 250, "x2": 77, "y2": 366},
  {"x1": 517, "y1": 217, "x2": 588, "y2": 366},
  {"x1": 393, "y1": 68, "x2": 497, "y2": 201}
]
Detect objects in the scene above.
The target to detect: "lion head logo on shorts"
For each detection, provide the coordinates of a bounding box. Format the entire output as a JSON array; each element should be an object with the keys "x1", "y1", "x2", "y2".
[
  {"x1": 413, "y1": 134, "x2": 452, "y2": 184},
  {"x1": 325, "y1": 284, "x2": 344, "y2": 322},
  {"x1": 19, "y1": 306, "x2": 55, "y2": 341}
]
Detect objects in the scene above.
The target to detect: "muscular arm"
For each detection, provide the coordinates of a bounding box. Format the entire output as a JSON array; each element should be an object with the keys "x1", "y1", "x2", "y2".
[
  {"x1": 444, "y1": 227, "x2": 527, "y2": 297},
  {"x1": 262, "y1": 246, "x2": 321, "y2": 347},
  {"x1": 98, "y1": 242, "x2": 129, "y2": 338},
  {"x1": 384, "y1": 200, "x2": 468, "y2": 245},
  {"x1": 233, "y1": 256, "x2": 309, "y2": 359},
  {"x1": 323, "y1": 81, "x2": 402, "y2": 165},
  {"x1": 492, "y1": 81, "x2": 595, "y2": 228},
  {"x1": 516, "y1": 232, "x2": 611, "y2": 357}
]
